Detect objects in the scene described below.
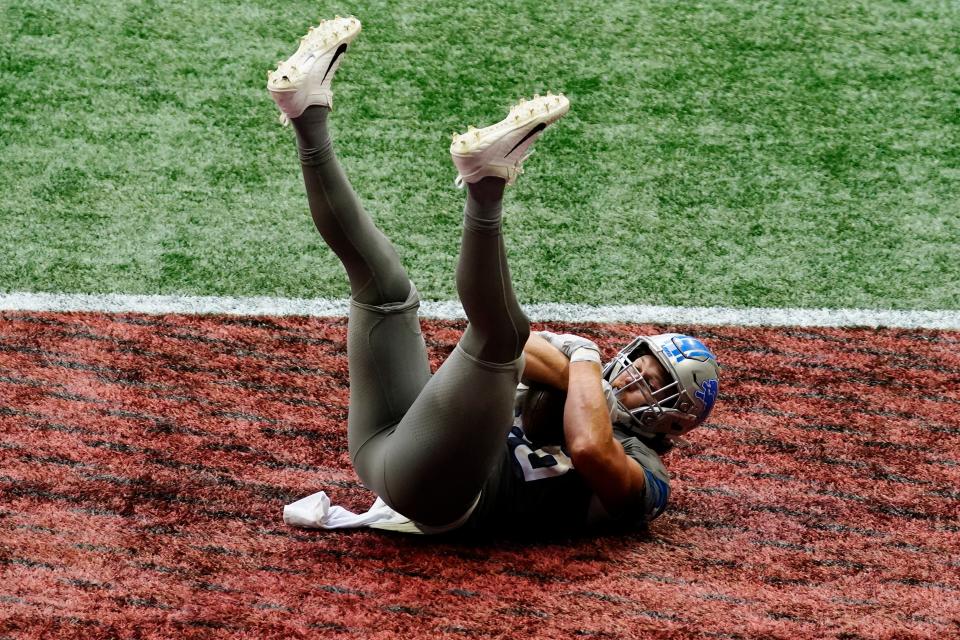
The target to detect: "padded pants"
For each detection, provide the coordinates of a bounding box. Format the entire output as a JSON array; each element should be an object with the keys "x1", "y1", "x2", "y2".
[{"x1": 291, "y1": 106, "x2": 529, "y2": 526}]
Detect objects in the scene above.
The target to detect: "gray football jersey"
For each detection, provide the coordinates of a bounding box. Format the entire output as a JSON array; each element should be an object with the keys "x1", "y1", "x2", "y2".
[{"x1": 461, "y1": 421, "x2": 671, "y2": 536}]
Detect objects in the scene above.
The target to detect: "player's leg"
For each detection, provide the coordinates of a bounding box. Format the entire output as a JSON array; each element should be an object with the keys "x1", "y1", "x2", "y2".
[
  {"x1": 267, "y1": 17, "x2": 431, "y2": 464},
  {"x1": 357, "y1": 96, "x2": 570, "y2": 527},
  {"x1": 269, "y1": 17, "x2": 410, "y2": 306},
  {"x1": 455, "y1": 176, "x2": 530, "y2": 363},
  {"x1": 449, "y1": 92, "x2": 569, "y2": 364}
]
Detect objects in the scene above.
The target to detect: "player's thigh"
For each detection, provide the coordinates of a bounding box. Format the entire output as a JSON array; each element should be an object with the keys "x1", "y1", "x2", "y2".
[
  {"x1": 377, "y1": 345, "x2": 523, "y2": 526},
  {"x1": 346, "y1": 290, "x2": 431, "y2": 462}
]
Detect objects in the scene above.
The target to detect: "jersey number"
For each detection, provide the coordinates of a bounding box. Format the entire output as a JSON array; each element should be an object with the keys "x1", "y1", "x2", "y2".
[{"x1": 507, "y1": 427, "x2": 574, "y2": 482}]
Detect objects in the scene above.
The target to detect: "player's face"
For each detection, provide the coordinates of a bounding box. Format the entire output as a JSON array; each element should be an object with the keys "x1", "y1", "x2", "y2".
[{"x1": 611, "y1": 354, "x2": 670, "y2": 410}]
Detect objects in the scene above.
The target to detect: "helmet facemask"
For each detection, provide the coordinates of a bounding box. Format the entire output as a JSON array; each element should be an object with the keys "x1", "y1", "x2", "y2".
[{"x1": 610, "y1": 354, "x2": 680, "y2": 430}]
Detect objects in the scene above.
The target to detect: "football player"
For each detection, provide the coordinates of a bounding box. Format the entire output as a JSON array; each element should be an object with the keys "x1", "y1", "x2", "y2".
[{"x1": 269, "y1": 17, "x2": 719, "y2": 536}]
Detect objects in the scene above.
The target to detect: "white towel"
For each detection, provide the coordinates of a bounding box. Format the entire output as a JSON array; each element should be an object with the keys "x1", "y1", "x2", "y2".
[
  {"x1": 283, "y1": 490, "x2": 481, "y2": 535},
  {"x1": 283, "y1": 491, "x2": 425, "y2": 533}
]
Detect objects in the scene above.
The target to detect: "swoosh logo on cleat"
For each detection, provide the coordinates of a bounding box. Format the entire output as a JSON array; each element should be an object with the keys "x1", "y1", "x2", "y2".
[
  {"x1": 321, "y1": 44, "x2": 348, "y2": 84},
  {"x1": 504, "y1": 122, "x2": 546, "y2": 157}
]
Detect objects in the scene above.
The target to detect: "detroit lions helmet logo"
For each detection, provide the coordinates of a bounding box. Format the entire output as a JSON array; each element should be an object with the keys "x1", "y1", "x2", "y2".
[
  {"x1": 658, "y1": 334, "x2": 716, "y2": 365},
  {"x1": 695, "y1": 378, "x2": 719, "y2": 419}
]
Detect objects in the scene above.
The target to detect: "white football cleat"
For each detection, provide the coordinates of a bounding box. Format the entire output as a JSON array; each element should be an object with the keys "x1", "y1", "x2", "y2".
[
  {"x1": 450, "y1": 93, "x2": 570, "y2": 187},
  {"x1": 267, "y1": 16, "x2": 361, "y2": 124}
]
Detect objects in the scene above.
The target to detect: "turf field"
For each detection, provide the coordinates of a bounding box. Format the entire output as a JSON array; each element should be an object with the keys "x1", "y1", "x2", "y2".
[
  {"x1": 2, "y1": 313, "x2": 959, "y2": 639},
  {"x1": 2, "y1": 1, "x2": 959, "y2": 638},
  {"x1": 2, "y1": 0, "x2": 959, "y2": 309}
]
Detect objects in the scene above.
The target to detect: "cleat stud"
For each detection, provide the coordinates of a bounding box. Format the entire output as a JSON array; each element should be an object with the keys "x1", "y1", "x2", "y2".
[
  {"x1": 534, "y1": 93, "x2": 540, "y2": 99},
  {"x1": 474, "y1": 132, "x2": 480, "y2": 140}
]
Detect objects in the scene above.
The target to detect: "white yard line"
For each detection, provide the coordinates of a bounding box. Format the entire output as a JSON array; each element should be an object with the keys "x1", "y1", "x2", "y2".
[{"x1": 1, "y1": 291, "x2": 959, "y2": 329}]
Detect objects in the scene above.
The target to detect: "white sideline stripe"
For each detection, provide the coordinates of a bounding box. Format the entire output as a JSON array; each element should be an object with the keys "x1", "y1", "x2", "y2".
[{"x1": 1, "y1": 291, "x2": 959, "y2": 329}]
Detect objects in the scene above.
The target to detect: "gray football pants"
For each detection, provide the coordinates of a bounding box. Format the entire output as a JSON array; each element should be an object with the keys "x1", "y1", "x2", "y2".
[{"x1": 291, "y1": 106, "x2": 529, "y2": 527}]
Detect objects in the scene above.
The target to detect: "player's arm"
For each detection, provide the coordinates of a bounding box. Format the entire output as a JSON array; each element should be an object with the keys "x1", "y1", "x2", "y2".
[
  {"x1": 521, "y1": 332, "x2": 569, "y2": 390},
  {"x1": 563, "y1": 359, "x2": 647, "y2": 516}
]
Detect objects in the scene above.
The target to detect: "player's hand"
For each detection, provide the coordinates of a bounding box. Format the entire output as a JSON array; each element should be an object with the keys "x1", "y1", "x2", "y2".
[{"x1": 539, "y1": 331, "x2": 602, "y2": 363}]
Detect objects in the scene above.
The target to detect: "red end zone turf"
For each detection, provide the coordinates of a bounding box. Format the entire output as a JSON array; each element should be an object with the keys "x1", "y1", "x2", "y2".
[{"x1": 1, "y1": 311, "x2": 958, "y2": 639}]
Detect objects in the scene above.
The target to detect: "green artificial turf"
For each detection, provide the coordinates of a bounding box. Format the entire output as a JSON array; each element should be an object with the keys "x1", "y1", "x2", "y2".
[{"x1": 1, "y1": 0, "x2": 958, "y2": 309}]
